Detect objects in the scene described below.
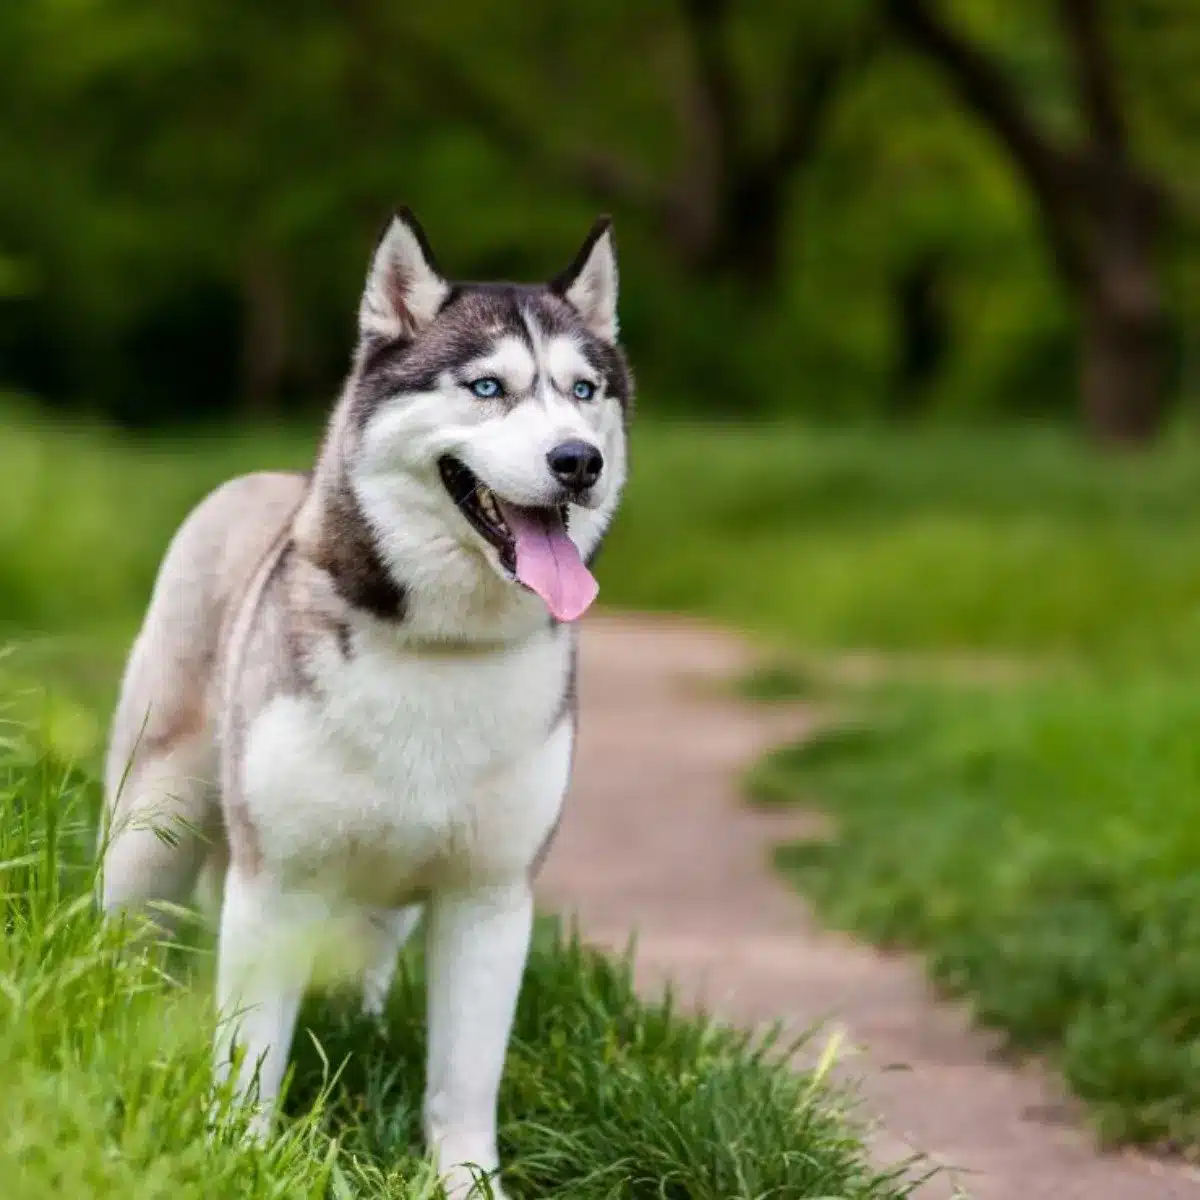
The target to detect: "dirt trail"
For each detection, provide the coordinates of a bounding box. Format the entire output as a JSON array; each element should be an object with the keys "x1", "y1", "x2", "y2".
[{"x1": 536, "y1": 613, "x2": 1200, "y2": 1200}]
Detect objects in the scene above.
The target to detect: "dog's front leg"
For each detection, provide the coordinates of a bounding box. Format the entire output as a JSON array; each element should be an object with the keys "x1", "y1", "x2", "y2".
[
  {"x1": 213, "y1": 867, "x2": 322, "y2": 1139},
  {"x1": 424, "y1": 881, "x2": 532, "y2": 1200}
]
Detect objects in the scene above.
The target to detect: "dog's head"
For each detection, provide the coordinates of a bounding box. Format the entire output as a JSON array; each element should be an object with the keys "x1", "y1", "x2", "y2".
[{"x1": 345, "y1": 210, "x2": 632, "y2": 624}]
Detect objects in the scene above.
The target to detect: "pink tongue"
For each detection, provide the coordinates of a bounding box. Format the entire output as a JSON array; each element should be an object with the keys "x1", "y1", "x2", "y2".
[{"x1": 496, "y1": 502, "x2": 598, "y2": 622}]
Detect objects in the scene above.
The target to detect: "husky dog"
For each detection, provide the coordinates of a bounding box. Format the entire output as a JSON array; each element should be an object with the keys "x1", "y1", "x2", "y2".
[{"x1": 99, "y1": 210, "x2": 632, "y2": 1198}]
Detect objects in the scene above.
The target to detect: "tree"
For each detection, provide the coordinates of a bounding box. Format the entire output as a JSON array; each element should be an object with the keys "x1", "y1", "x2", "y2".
[
  {"x1": 394, "y1": 2, "x2": 876, "y2": 298},
  {"x1": 885, "y1": 0, "x2": 1171, "y2": 443}
]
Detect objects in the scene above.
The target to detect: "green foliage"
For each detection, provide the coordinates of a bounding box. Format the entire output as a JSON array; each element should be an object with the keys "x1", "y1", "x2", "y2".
[
  {"x1": 0, "y1": 0, "x2": 1197, "y2": 425},
  {"x1": 288, "y1": 931, "x2": 909, "y2": 1199},
  {"x1": 600, "y1": 419, "x2": 1200, "y2": 667},
  {"x1": 0, "y1": 741, "x2": 351, "y2": 1199},
  {"x1": 0, "y1": 400, "x2": 310, "y2": 642},
  {"x1": 736, "y1": 663, "x2": 819, "y2": 704},
  {"x1": 0, "y1": 729, "x2": 904, "y2": 1199}
]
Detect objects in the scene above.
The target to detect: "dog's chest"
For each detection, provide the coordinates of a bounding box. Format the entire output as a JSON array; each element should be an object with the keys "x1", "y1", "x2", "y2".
[{"x1": 239, "y1": 628, "x2": 572, "y2": 901}]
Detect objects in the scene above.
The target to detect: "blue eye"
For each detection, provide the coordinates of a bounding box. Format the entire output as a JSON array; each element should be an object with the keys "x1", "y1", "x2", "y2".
[
  {"x1": 469, "y1": 377, "x2": 503, "y2": 399},
  {"x1": 572, "y1": 380, "x2": 597, "y2": 401}
]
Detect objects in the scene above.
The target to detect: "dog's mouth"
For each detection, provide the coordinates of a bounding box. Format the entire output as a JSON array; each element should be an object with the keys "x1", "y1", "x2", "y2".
[
  {"x1": 438, "y1": 456, "x2": 557, "y2": 574},
  {"x1": 437, "y1": 455, "x2": 598, "y2": 622}
]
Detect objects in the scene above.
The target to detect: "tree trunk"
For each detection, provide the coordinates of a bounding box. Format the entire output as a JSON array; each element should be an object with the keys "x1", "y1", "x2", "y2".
[
  {"x1": 889, "y1": 251, "x2": 950, "y2": 417},
  {"x1": 883, "y1": 0, "x2": 1174, "y2": 444},
  {"x1": 1076, "y1": 196, "x2": 1166, "y2": 444},
  {"x1": 707, "y1": 171, "x2": 790, "y2": 295},
  {"x1": 1079, "y1": 289, "x2": 1164, "y2": 443},
  {"x1": 239, "y1": 250, "x2": 289, "y2": 417}
]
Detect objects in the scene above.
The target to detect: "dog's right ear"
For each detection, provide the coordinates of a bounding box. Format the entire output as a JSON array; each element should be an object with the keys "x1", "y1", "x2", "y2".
[{"x1": 359, "y1": 208, "x2": 449, "y2": 342}]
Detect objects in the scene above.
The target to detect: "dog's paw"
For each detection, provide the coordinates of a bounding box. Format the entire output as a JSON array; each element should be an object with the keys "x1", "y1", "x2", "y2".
[
  {"x1": 245, "y1": 1107, "x2": 275, "y2": 1144},
  {"x1": 437, "y1": 1160, "x2": 506, "y2": 1200}
]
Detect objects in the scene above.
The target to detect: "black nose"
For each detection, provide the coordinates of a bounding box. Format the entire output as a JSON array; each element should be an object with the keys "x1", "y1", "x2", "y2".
[{"x1": 547, "y1": 439, "x2": 604, "y2": 491}]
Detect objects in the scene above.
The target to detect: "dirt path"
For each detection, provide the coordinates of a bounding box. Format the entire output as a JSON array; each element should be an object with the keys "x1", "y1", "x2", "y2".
[{"x1": 535, "y1": 614, "x2": 1200, "y2": 1200}]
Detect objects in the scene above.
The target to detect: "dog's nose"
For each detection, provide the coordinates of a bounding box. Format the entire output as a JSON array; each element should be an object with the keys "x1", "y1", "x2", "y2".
[{"x1": 547, "y1": 440, "x2": 604, "y2": 491}]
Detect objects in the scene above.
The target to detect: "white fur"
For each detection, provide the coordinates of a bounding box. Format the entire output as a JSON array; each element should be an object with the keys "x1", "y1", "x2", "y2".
[
  {"x1": 223, "y1": 342, "x2": 602, "y2": 1190},
  {"x1": 102, "y1": 735, "x2": 216, "y2": 913},
  {"x1": 361, "y1": 904, "x2": 423, "y2": 1019},
  {"x1": 214, "y1": 871, "x2": 327, "y2": 1139},
  {"x1": 216, "y1": 631, "x2": 572, "y2": 1198},
  {"x1": 424, "y1": 883, "x2": 533, "y2": 1198},
  {"x1": 466, "y1": 336, "x2": 538, "y2": 394},
  {"x1": 239, "y1": 629, "x2": 572, "y2": 894}
]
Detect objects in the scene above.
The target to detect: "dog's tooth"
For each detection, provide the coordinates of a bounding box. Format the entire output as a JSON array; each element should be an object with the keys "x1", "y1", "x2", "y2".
[{"x1": 482, "y1": 493, "x2": 503, "y2": 525}]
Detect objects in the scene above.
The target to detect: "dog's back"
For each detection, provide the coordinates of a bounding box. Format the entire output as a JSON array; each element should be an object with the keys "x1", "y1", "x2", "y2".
[{"x1": 101, "y1": 470, "x2": 306, "y2": 913}]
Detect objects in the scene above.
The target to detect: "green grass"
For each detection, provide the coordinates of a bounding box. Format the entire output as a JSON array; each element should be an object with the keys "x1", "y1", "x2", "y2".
[
  {"x1": 749, "y1": 678, "x2": 1200, "y2": 1152},
  {"x1": 0, "y1": 730, "x2": 905, "y2": 1199},
  {"x1": 604, "y1": 419, "x2": 1200, "y2": 667},
  {"x1": 735, "y1": 663, "x2": 820, "y2": 704},
  {"x1": 0, "y1": 401, "x2": 312, "y2": 647},
  {"x1": 636, "y1": 418, "x2": 1200, "y2": 1154}
]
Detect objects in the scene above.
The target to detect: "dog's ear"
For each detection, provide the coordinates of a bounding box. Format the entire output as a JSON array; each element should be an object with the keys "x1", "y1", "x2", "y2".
[
  {"x1": 551, "y1": 216, "x2": 618, "y2": 343},
  {"x1": 359, "y1": 208, "x2": 449, "y2": 342}
]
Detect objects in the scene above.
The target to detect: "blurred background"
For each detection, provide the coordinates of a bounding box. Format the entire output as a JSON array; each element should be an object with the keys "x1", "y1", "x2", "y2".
[
  {"x1": 4, "y1": 0, "x2": 1200, "y2": 1157},
  {"x1": 2, "y1": 0, "x2": 1197, "y2": 435}
]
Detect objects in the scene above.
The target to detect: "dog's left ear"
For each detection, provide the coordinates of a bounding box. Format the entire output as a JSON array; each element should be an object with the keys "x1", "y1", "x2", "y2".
[
  {"x1": 551, "y1": 216, "x2": 619, "y2": 343},
  {"x1": 359, "y1": 208, "x2": 449, "y2": 342}
]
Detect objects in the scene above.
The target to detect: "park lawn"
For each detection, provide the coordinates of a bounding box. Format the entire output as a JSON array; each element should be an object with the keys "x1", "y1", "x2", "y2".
[
  {"x1": 604, "y1": 418, "x2": 1200, "y2": 1153},
  {"x1": 8, "y1": 401, "x2": 1200, "y2": 1156},
  {"x1": 615, "y1": 415, "x2": 1200, "y2": 1151},
  {"x1": 614, "y1": 416, "x2": 1200, "y2": 1150},
  {"x1": 750, "y1": 677, "x2": 1200, "y2": 1152}
]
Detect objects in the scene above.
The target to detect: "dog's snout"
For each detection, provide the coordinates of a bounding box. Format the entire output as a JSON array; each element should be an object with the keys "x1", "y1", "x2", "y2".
[{"x1": 547, "y1": 439, "x2": 603, "y2": 491}]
